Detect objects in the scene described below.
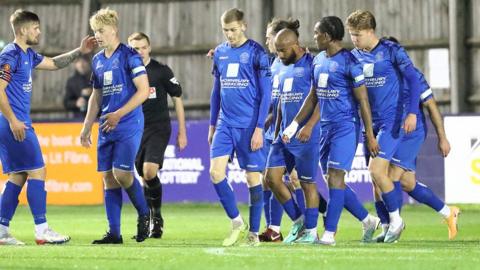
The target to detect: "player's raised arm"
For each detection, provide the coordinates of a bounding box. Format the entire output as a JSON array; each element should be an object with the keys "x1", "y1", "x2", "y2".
[{"x1": 36, "y1": 36, "x2": 96, "y2": 70}]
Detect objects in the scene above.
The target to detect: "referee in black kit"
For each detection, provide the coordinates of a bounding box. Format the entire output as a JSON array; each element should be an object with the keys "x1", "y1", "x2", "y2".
[{"x1": 128, "y1": 32, "x2": 188, "y2": 238}]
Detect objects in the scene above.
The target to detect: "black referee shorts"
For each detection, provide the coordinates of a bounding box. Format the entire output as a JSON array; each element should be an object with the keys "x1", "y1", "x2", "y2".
[{"x1": 135, "y1": 126, "x2": 171, "y2": 176}]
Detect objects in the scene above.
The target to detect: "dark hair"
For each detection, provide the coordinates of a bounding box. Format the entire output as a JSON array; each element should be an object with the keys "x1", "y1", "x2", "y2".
[
  {"x1": 221, "y1": 8, "x2": 244, "y2": 24},
  {"x1": 10, "y1": 9, "x2": 40, "y2": 33},
  {"x1": 128, "y1": 32, "x2": 151, "y2": 45},
  {"x1": 318, "y1": 16, "x2": 344, "y2": 41},
  {"x1": 382, "y1": 36, "x2": 399, "y2": 44},
  {"x1": 346, "y1": 10, "x2": 376, "y2": 30},
  {"x1": 268, "y1": 18, "x2": 300, "y2": 37}
]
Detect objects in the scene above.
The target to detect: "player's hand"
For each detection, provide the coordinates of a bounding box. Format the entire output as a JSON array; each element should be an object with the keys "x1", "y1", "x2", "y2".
[
  {"x1": 296, "y1": 124, "x2": 313, "y2": 143},
  {"x1": 282, "y1": 121, "x2": 299, "y2": 144},
  {"x1": 208, "y1": 125, "x2": 215, "y2": 145},
  {"x1": 9, "y1": 118, "x2": 28, "y2": 142},
  {"x1": 100, "y1": 111, "x2": 121, "y2": 133},
  {"x1": 206, "y1": 49, "x2": 215, "y2": 59},
  {"x1": 80, "y1": 127, "x2": 92, "y2": 148},
  {"x1": 403, "y1": 113, "x2": 417, "y2": 134},
  {"x1": 76, "y1": 97, "x2": 87, "y2": 109},
  {"x1": 79, "y1": 36, "x2": 97, "y2": 54},
  {"x1": 366, "y1": 135, "x2": 380, "y2": 158},
  {"x1": 177, "y1": 131, "x2": 187, "y2": 151},
  {"x1": 251, "y1": 127, "x2": 264, "y2": 151},
  {"x1": 438, "y1": 137, "x2": 451, "y2": 157}
]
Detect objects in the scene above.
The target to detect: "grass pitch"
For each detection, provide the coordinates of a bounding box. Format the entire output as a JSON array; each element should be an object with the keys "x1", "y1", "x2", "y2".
[{"x1": 0, "y1": 203, "x2": 479, "y2": 270}]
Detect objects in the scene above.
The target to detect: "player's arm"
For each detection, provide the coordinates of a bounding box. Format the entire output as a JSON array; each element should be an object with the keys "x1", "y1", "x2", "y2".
[
  {"x1": 36, "y1": 36, "x2": 96, "y2": 70},
  {"x1": 274, "y1": 100, "x2": 282, "y2": 141},
  {"x1": 208, "y1": 74, "x2": 221, "y2": 145},
  {"x1": 101, "y1": 74, "x2": 150, "y2": 132},
  {"x1": 354, "y1": 84, "x2": 379, "y2": 156},
  {"x1": 80, "y1": 88, "x2": 102, "y2": 148},
  {"x1": 264, "y1": 104, "x2": 274, "y2": 130},
  {"x1": 251, "y1": 55, "x2": 272, "y2": 152},
  {"x1": 283, "y1": 86, "x2": 317, "y2": 142},
  {"x1": 171, "y1": 96, "x2": 187, "y2": 150},
  {"x1": 423, "y1": 98, "x2": 450, "y2": 157},
  {"x1": 296, "y1": 104, "x2": 320, "y2": 143},
  {"x1": 0, "y1": 79, "x2": 27, "y2": 141}
]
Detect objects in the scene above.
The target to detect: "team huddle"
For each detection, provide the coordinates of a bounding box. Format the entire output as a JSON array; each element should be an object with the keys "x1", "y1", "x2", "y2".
[
  {"x1": 208, "y1": 8, "x2": 459, "y2": 246},
  {"x1": 0, "y1": 6, "x2": 459, "y2": 247}
]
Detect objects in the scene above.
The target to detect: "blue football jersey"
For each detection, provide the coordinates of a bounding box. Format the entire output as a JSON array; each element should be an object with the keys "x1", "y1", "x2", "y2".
[
  {"x1": 275, "y1": 53, "x2": 320, "y2": 145},
  {"x1": 265, "y1": 57, "x2": 282, "y2": 141},
  {"x1": 313, "y1": 49, "x2": 365, "y2": 123},
  {"x1": 212, "y1": 39, "x2": 272, "y2": 128},
  {"x1": 91, "y1": 43, "x2": 147, "y2": 128},
  {"x1": 0, "y1": 43, "x2": 44, "y2": 125},
  {"x1": 402, "y1": 67, "x2": 432, "y2": 129},
  {"x1": 351, "y1": 39, "x2": 416, "y2": 122}
]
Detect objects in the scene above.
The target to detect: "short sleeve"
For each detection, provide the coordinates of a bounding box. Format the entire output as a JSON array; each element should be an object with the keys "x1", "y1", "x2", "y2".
[
  {"x1": 31, "y1": 50, "x2": 44, "y2": 68},
  {"x1": 349, "y1": 56, "x2": 365, "y2": 88},
  {"x1": 0, "y1": 50, "x2": 18, "y2": 83},
  {"x1": 127, "y1": 50, "x2": 147, "y2": 79},
  {"x1": 162, "y1": 65, "x2": 182, "y2": 97}
]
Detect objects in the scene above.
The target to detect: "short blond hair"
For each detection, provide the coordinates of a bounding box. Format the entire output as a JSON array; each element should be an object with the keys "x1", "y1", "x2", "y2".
[
  {"x1": 89, "y1": 8, "x2": 118, "y2": 30},
  {"x1": 221, "y1": 8, "x2": 244, "y2": 24},
  {"x1": 346, "y1": 10, "x2": 376, "y2": 30}
]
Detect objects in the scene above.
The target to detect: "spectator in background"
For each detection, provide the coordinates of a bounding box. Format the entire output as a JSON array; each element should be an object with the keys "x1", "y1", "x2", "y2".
[{"x1": 63, "y1": 55, "x2": 91, "y2": 117}]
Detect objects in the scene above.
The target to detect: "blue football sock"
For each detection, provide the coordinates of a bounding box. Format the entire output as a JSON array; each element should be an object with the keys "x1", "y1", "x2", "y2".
[
  {"x1": 125, "y1": 178, "x2": 149, "y2": 216},
  {"x1": 374, "y1": 201, "x2": 390, "y2": 224},
  {"x1": 344, "y1": 185, "x2": 368, "y2": 221},
  {"x1": 213, "y1": 179, "x2": 239, "y2": 219},
  {"x1": 248, "y1": 185, "x2": 263, "y2": 233},
  {"x1": 304, "y1": 207, "x2": 319, "y2": 230},
  {"x1": 294, "y1": 188, "x2": 306, "y2": 214},
  {"x1": 381, "y1": 189, "x2": 399, "y2": 213},
  {"x1": 282, "y1": 198, "x2": 302, "y2": 221},
  {"x1": 393, "y1": 181, "x2": 403, "y2": 212},
  {"x1": 270, "y1": 193, "x2": 284, "y2": 227},
  {"x1": 26, "y1": 179, "x2": 47, "y2": 225},
  {"x1": 105, "y1": 188, "x2": 122, "y2": 237},
  {"x1": 324, "y1": 188, "x2": 345, "y2": 232},
  {"x1": 263, "y1": 190, "x2": 272, "y2": 227},
  {"x1": 408, "y1": 182, "x2": 445, "y2": 211},
  {"x1": 0, "y1": 181, "x2": 22, "y2": 226}
]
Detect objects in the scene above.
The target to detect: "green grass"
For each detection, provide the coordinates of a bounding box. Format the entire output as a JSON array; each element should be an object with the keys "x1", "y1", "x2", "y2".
[{"x1": 0, "y1": 203, "x2": 479, "y2": 270}]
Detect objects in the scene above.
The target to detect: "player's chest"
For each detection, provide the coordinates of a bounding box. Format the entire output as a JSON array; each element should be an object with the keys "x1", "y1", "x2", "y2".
[
  {"x1": 274, "y1": 65, "x2": 310, "y2": 94},
  {"x1": 216, "y1": 51, "x2": 253, "y2": 78},
  {"x1": 94, "y1": 57, "x2": 126, "y2": 86},
  {"x1": 313, "y1": 59, "x2": 346, "y2": 88},
  {"x1": 357, "y1": 52, "x2": 394, "y2": 78}
]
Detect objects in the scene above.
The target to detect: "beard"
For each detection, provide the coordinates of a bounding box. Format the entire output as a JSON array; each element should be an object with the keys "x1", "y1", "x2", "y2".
[
  {"x1": 26, "y1": 37, "x2": 39, "y2": 46},
  {"x1": 281, "y1": 51, "x2": 297, "y2": 65}
]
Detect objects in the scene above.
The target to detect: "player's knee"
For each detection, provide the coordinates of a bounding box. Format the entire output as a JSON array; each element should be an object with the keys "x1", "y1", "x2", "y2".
[
  {"x1": 246, "y1": 172, "x2": 261, "y2": 186},
  {"x1": 143, "y1": 169, "x2": 157, "y2": 181},
  {"x1": 368, "y1": 165, "x2": 385, "y2": 183},
  {"x1": 209, "y1": 168, "x2": 225, "y2": 183},
  {"x1": 327, "y1": 169, "x2": 345, "y2": 189},
  {"x1": 400, "y1": 178, "x2": 415, "y2": 192}
]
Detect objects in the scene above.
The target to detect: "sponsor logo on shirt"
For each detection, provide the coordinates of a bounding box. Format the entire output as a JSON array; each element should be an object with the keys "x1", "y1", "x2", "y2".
[
  {"x1": 103, "y1": 71, "x2": 113, "y2": 86},
  {"x1": 318, "y1": 73, "x2": 329, "y2": 88},
  {"x1": 219, "y1": 56, "x2": 229, "y2": 60},
  {"x1": 329, "y1": 61, "x2": 339, "y2": 72},
  {"x1": 282, "y1": 78, "x2": 293, "y2": 92},
  {"x1": 363, "y1": 64, "x2": 374, "y2": 77},
  {"x1": 272, "y1": 75, "x2": 280, "y2": 89},
  {"x1": 226, "y1": 63, "x2": 239, "y2": 77}
]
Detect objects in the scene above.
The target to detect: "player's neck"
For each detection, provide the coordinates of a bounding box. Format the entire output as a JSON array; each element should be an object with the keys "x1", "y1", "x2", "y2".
[
  {"x1": 293, "y1": 47, "x2": 306, "y2": 63},
  {"x1": 13, "y1": 38, "x2": 29, "y2": 52},
  {"x1": 326, "y1": 42, "x2": 342, "y2": 57},
  {"x1": 364, "y1": 37, "x2": 380, "y2": 52},
  {"x1": 143, "y1": 57, "x2": 151, "y2": 66},
  {"x1": 105, "y1": 40, "x2": 121, "y2": 58},
  {"x1": 229, "y1": 36, "x2": 248, "y2": 48}
]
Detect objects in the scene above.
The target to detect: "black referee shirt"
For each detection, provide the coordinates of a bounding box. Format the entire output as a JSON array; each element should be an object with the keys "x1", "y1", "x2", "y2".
[{"x1": 143, "y1": 59, "x2": 182, "y2": 130}]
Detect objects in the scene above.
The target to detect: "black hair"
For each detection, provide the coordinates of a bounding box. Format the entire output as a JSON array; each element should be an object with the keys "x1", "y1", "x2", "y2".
[
  {"x1": 318, "y1": 16, "x2": 344, "y2": 41},
  {"x1": 268, "y1": 18, "x2": 300, "y2": 37}
]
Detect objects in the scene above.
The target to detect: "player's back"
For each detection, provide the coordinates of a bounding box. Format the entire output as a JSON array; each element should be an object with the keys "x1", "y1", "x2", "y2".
[
  {"x1": 212, "y1": 39, "x2": 271, "y2": 128},
  {"x1": 351, "y1": 39, "x2": 404, "y2": 122},
  {"x1": 0, "y1": 43, "x2": 44, "y2": 125},
  {"x1": 313, "y1": 49, "x2": 363, "y2": 124},
  {"x1": 275, "y1": 53, "x2": 319, "y2": 145},
  {"x1": 91, "y1": 43, "x2": 146, "y2": 130}
]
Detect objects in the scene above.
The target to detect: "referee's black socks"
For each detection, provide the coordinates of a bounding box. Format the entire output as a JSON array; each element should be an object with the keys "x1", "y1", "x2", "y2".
[{"x1": 144, "y1": 176, "x2": 163, "y2": 217}]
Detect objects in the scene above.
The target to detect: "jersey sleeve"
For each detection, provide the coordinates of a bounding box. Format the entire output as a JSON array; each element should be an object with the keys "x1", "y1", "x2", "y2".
[
  {"x1": 254, "y1": 47, "x2": 272, "y2": 128},
  {"x1": 348, "y1": 56, "x2": 365, "y2": 88},
  {"x1": 0, "y1": 50, "x2": 19, "y2": 83},
  {"x1": 90, "y1": 58, "x2": 101, "y2": 89},
  {"x1": 127, "y1": 51, "x2": 147, "y2": 79},
  {"x1": 392, "y1": 44, "x2": 421, "y2": 114},
  {"x1": 162, "y1": 65, "x2": 182, "y2": 97},
  {"x1": 31, "y1": 50, "x2": 44, "y2": 68},
  {"x1": 254, "y1": 48, "x2": 272, "y2": 78}
]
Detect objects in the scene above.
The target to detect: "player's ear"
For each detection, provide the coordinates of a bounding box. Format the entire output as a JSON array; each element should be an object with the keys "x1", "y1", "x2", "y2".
[{"x1": 241, "y1": 22, "x2": 247, "y2": 32}]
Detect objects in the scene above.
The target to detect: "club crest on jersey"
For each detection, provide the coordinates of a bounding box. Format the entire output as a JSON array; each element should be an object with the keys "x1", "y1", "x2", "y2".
[
  {"x1": 375, "y1": 51, "x2": 384, "y2": 61},
  {"x1": 283, "y1": 78, "x2": 293, "y2": 92},
  {"x1": 148, "y1": 87, "x2": 157, "y2": 99},
  {"x1": 363, "y1": 63, "x2": 374, "y2": 78},
  {"x1": 329, "y1": 61, "x2": 339, "y2": 72},
  {"x1": 226, "y1": 63, "x2": 239, "y2": 77},
  {"x1": 103, "y1": 71, "x2": 113, "y2": 85},
  {"x1": 239, "y1": 52, "x2": 249, "y2": 64},
  {"x1": 96, "y1": 61, "x2": 103, "y2": 70},
  {"x1": 293, "y1": 67, "x2": 304, "y2": 77},
  {"x1": 112, "y1": 58, "x2": 120, "y2": 69},
  {"x1": 318, "y1": 73, "x2": 329, "y2": 88}
]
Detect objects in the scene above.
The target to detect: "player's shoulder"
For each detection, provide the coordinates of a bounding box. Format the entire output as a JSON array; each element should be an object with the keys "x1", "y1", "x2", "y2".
[
  {"x1": 120, "y1": 43, "x2": 141, "y2": 58},
  {"x1": 304, "y1": 52, "x2": 315, "y2": 65},
  {"x1": 313, "y1": 50, "x2": 327, "y2": 63},
  {"x1": 214, "y1": 42, "x2": 229, "y2": 53},
  {"x1": 0, "y1": 43, "x2": 21, "y2": 59},
  {"x1": 340, "y1": 49, "x2": 361, "y2": 64},
  {"x1": 246, "y1": 39, "x2": 267, "y2": 54},
  {"x1": 379, "y1": 39, "x2": 403, "y2": 54},
  {"x1": 92, "y1": 49, "x2": 105, "y2": 62}
]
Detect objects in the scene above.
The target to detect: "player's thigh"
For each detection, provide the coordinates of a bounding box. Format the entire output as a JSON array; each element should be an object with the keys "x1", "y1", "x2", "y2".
[
  {"x1": 291, "y1": 143, "x2": 320, "y2": 183},
  {"x1": 112, "y1": 130, "x2": 142, "y2": 172},
  {"x1": 0, "y1": 127, "x2": 45, "y2": 174},
  {"x1": 376, "y1": 120, "x2": 404, "y2": 161},
  {"x1": 143, "y1": 130, "x2": 171, "y2": 169},
  {"x1": 210, "y1": 124, "x2": 234, "y2": 160},
  {"x1": 235, "y1": 127, "x2": 267, "y2": 172},
  {"x1": 97, "y1": 135, "x2": 114, "y2": 172},
  {"x1": 391, "y1": 128, "x2": 426, "y2": 173},
  {"x1": 328, "y1": 122, "x2": 358, "y2": 172}
]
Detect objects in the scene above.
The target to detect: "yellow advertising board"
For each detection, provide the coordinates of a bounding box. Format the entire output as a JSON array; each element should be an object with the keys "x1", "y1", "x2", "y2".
[{"x1": 0, "y1": 122, "x2": 103, "y2": 205}]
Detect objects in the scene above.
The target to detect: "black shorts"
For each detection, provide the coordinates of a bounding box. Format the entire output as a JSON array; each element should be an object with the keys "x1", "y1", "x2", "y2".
[{"x1": 135, "y1": 126, "x2": 171, "y2": 176}]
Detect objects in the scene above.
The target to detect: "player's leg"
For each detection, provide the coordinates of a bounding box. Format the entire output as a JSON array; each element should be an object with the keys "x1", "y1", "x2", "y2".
[
  {"x1": 0, "y1": 172, "x2": 27, "y2": 245},
  {"x1": 92, "y1": 170, "x2": 123, "y2": 244},
  {"x1": 401, "y1": 172, "x2": 460, "y2": 240},
  {"x1": 242, "y1": 171, "x2": 263, "y2": 246},
  {"x1": 289, "y1": 169, "x2": 306, "y2": 215},
  {"x1": 259, "y1": 167, "x2": 284, "y2": 242}
]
